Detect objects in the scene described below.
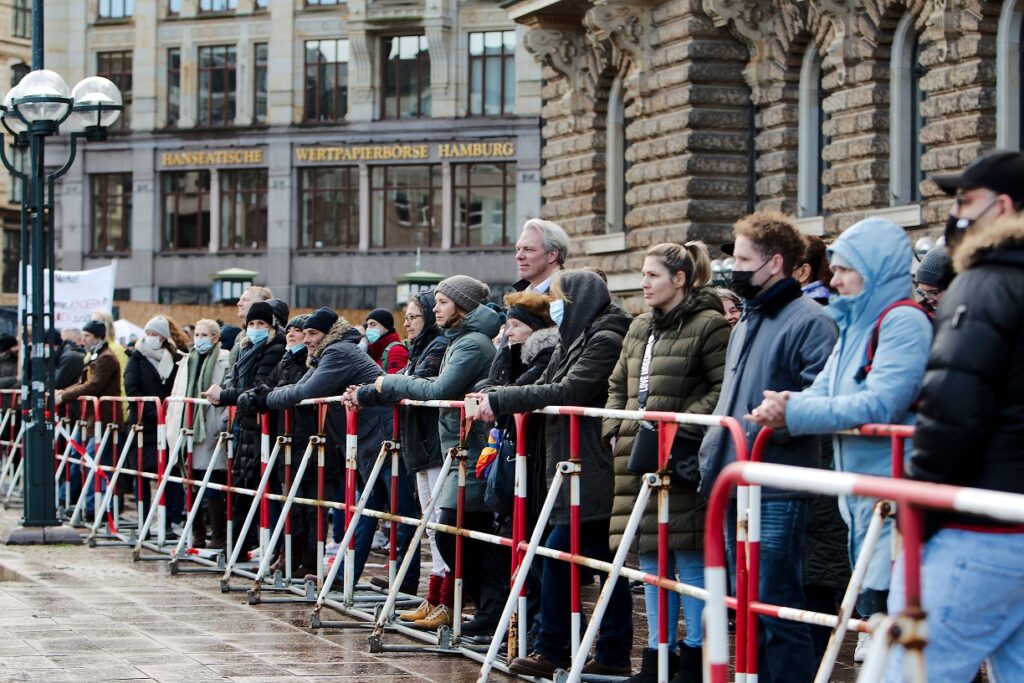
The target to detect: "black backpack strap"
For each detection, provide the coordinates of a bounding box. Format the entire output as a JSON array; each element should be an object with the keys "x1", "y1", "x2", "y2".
[{"x1": 854, "y1": 299, "x2": 930, "y2": 382}]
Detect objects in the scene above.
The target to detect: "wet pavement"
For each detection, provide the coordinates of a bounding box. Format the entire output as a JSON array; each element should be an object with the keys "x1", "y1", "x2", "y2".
[{"x1": 0, "y1": 502, "x2": 868, "y2": 683}]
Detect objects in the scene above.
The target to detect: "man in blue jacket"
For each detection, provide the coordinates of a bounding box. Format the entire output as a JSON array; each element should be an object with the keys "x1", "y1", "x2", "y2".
[{"x1": 699, "y1": 210, "x2": 837, "y2": 683}]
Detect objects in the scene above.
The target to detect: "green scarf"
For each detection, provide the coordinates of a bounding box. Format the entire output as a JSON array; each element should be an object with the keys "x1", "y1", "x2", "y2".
[{"x1": 184, "y1": 343, "x2": 221, "y2": 444}]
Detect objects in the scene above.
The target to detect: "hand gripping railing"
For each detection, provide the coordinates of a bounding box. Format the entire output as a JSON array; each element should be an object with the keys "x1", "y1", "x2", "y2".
[{"x1": 703, "y1": 461, "x2": 1024, "y2": 683}]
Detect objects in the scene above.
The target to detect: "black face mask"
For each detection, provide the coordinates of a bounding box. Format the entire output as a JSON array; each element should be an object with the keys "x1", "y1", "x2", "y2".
[
  {"x1": 945, "y1": 196, "x2": 1000, "y2": 248},
  {"x1": 731, "y1": 260, "x2": 771, "y2": 301}
]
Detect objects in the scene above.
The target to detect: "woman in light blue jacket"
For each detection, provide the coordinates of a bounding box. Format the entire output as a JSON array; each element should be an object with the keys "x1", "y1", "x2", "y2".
[{"x1": 748, "y1": 217, "x2": 933, "y2": 661}]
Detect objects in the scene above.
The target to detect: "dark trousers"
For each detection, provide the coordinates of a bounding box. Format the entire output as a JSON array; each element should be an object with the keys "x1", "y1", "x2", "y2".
[
  {"x1": 533, "y1": 519, "x2": 633, "y2": 667},
  {"x1": 436, "y1": 508, "x2": 509, "y2": 623},
  {"x1": 347, "y1": 462, "x2": 421, "y2": 587},
  {"x1": 727, "y1": 498, "x2": 816, "y2": 683}
]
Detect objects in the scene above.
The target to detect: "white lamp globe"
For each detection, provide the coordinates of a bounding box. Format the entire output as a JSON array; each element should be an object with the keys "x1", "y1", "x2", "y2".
[
  {"x1": 13, "y1": 69, "x2": 71, "y2": 123},
  {"x1": 69, "y1": 76, "x2": 122, "y2": 130},
  {"x1": 2, "y1": 85, "x2": 27, "y2": 134}
]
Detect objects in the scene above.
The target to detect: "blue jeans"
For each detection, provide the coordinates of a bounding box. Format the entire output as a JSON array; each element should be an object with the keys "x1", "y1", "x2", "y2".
[
  {"x1": 534, "y1": 520, "x2": 633, "y2": 667},
  {"x1": 638, "y1": 550, "x2": 705, "y2": 649},
  {"x1": 347, "y1": 461, "x2": 421, "y2": 586},
  {"x1": 726, "y1": 498, "x2": 815, "y2": 683},
  {"x1": 886, "y1": 528, "x2": 1024, "y2": 682}
]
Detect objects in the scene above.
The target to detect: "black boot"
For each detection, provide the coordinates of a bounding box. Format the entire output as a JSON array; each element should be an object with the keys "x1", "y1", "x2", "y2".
[
  {"x1": 670, "y1": 643, "x2": 701, "y2": 683},
  {"x1": 628, "y1": 648, "x2": 679, "y2": 683}
]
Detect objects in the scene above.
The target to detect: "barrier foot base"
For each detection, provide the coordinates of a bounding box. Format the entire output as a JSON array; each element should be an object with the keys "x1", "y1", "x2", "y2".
[{"x1": 0, "y1": 524, "x2": 82, "y2": 546}]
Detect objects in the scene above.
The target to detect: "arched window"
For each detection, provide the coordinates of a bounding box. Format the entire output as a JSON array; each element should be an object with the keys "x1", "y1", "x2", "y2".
[
  {"x1": 996, "y1": 0, "x2": 1024, "y2": 149},
  {"x1": 798, "y1": 48, "x2": 825, "y2": 217},
  {"x1": 890, "y1": 14, "x2": 925, "y2": 205},
  {"x1": 605, "y1": 75, "x2": 627, "y2": 233}
]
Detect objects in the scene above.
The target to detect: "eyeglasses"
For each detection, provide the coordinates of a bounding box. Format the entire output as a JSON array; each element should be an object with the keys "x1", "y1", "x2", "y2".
[
  {"x1": 404, "y1": 314, "x2": 423, "y2": 321},
  {"x1": 914, "y1": 287, "x2": 940, "y2": 304}
]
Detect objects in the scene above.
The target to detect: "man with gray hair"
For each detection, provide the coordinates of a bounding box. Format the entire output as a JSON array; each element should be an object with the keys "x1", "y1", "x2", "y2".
[{"x1": 514, "y1": 219, "x2": 570, "y2": 294}]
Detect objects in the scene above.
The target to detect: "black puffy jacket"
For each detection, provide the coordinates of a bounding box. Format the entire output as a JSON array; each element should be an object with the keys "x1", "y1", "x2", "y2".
[
  {"x1": 264, "y1": 347, "x2": 321, "y2": 482},
  {"x1": 124, "y1": 348, "x2": 179, "y2": 472},
  {"x1": 910, "y1": 217, "x2": 1024, "y2": 523}
]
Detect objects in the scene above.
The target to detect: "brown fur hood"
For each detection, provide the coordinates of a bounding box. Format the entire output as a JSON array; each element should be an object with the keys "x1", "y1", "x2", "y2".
[
  {"x1": 954, "y1": 215, "x2": 1024, "y2": 273},
  {"x1": 521, "y1": 326, "x2": 559, "y2": 366},
  {"x1": 308, "y1": 317, "x2": 355, "y2": 366}
]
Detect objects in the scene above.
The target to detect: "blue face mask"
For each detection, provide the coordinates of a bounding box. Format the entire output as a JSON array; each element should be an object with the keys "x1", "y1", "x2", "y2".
[
  {"x1": 193, "y1": 338, "x2": 213, "y2": 354},
  {"x1": 247, "y1": 328, "x2": 269, "y2": 345},
  {"x1": 365, "y1": 328, "x2": 383, "y2": 344},
  {"x1": 288, "y1": 342, "x2": 305, "y2": 354},
  {"x1": 549, "y1": 299, "x2": 565, "y2": 326}
]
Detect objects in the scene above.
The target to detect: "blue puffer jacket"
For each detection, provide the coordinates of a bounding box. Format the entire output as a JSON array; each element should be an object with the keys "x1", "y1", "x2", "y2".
[{"x1": 786, "y1": 217, "x2": 933, "y2": 591}]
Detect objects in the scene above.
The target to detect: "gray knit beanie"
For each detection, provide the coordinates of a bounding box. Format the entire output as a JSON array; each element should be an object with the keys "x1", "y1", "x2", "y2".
[
  {"x1": 436, "y1": 275, "x2": 490, "y2": 313},
  {"x1": 916, "y1": 246, "x2": 954, "y2": 289}
]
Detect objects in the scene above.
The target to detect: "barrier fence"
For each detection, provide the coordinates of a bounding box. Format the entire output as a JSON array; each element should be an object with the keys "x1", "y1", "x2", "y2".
[{"x1": 20, "y1": 390, "x2": 1024, "y2": 682}]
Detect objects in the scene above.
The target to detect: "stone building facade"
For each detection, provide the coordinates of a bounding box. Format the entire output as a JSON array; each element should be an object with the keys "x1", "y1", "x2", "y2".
[
  {"x1": 40, "y1": 0, "x2": 543, "y2": 307},
  {"x1": 507, "y1": 0, "x2": 1024, "y2": 310}
]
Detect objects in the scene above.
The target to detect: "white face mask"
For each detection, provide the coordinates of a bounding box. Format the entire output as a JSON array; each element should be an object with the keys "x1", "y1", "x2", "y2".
[
  {"x1": 549, "y1": 299, "x2": 565, "y2": 326},
  {"x1": 143, "y1": 336, "x2": 163, "y2": 351}
]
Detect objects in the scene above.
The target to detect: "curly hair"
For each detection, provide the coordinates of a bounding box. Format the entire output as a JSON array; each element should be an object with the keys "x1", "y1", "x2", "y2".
[{"x1": 732, "y1": 210, "x2": 806, "y2": 276}]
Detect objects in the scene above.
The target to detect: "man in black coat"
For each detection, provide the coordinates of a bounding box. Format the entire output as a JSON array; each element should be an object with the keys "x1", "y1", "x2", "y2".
[
  {"x1": 886, "y1": 151, "x2": 1024, "y2": 681},
  {"x1": 262, "y1": 307, "x2": 420, "y2": 591},
  {"x1": 48, "y1": 329, "x2": 84, "y2": 390}
]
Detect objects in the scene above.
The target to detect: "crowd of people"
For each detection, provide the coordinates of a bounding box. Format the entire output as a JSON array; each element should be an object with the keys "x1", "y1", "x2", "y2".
[{"x1": 25, "y1": 149, "x2": 1024, "y2": 682}]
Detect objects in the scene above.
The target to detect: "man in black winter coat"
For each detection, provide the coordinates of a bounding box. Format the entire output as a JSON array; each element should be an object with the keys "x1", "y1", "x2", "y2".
[
  {"x1": 48, "y1": 329, "x2": 85, "y2": 390},
  {"x1": 886, "y1": 151, "x2": 1024, "y2": 681},
  {"x1": 261, "y1": 307, "x2": 420, "y2": 590}
]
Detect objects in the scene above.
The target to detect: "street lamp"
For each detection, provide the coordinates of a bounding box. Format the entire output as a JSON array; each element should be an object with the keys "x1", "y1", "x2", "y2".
[{"x1": 0, "y1": 65, "x2": 122, "y2": 536}]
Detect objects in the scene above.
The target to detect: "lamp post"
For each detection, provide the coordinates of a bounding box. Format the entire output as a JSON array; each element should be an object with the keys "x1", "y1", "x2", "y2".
[{"x1": 0, "y1": 0, "x2": 122, "y2": 535}]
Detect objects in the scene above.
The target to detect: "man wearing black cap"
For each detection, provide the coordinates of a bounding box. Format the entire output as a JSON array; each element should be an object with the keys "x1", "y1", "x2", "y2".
[
  {"x1": 259, "y1": 306, "x2": 421, "y2": 591},
  {"x1": 886, "y1": 151, "x2": 1024, "y2": 680},
  {"x1": 932, "y1": 149, "x2": 1024, "y2": 252}
]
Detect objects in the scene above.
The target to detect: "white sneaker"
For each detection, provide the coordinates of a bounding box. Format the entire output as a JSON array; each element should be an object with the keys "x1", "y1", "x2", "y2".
[
  {"x1": 371, "y1": 529, "x2": 388, "y2": 550},
  {"x1": 325, "y1": 541, "x2": 341, "y2": 555},
  {"x1": 854, "y1": 632, "x2": 871, "y2": 663}
]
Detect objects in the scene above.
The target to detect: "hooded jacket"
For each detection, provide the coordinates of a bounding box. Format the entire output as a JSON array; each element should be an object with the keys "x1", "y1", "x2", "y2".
[
  {"x1": 266, "y1": 318, "x2": 388, "y2": 482},
  {"x1": 698, "y1": 277, "x2": 837, "y2": 498},
  {"x1": 357, "y1": 298, "x2": 450, "y2": 473},
  {"x1": 380, "y1": 304, "x2": 501, "y2": 511},
  {"x1": 605, "y1": 287, "x2": 730, "y2": 553},
  {"x1": 486, "y1": 271, "x2": 631, "y2": 525},
  {"x1": 785, "y1": 218, "x2": 933, "y2": 590},
  {"x1": 910, "y1": 216, "x2": 1024, "y2": 518},
  {"x1": 264, "y1": 346, "x2": 321, "y2": 481}
]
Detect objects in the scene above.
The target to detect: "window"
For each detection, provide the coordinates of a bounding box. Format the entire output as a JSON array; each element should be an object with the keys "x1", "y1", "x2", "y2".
[
  {"x1": 304, "y1": 39, "x2": 349, "y2": 122},
  {"x1": 797, "y1": 49, "x2": 824, "y2": 218},
  {"x1": 254, "y1": 43, "x2": 268, "y2": 124},
  {"x1": 168, "y1": 0, "x2": 182, "y2": 13},
  {"x1": 469, "y1": 31, "x2": 516, "y2": 116},
  {"x1": 159, "y1": 287, "x2": 212, "y2": 305},
  {"x1": 220, "y1": 169, "x2": 267, "y2": 251},
  {"x1": 162, "y1": 171, "x2": 211, "y2": 251},
  {"x1": 890, "y1": 14, "x2": 925, "y2": 206},
  {"x1": 6, "y1": 147, "x2": 25, "y2": 205},
  {"x1": 382, "y1": 36, "x2": 430, "y2": 119},
  {"x1": 198, "y1": 45, "x2": 237, "y2": 127},
  {"x1": 167, "y1": 48, "x2": 180, "y2": 127},
  {"x1": 605, "y1": 76, "x2": 627, "y2": 232},
  {"x1": 299, "y1": 167, "x2": 359, "y2": 249},
  {"x1": 12, "y1": 0, "x2": 30, "y2": 38},
  {"x1": 91, "y1": 174, "x2": 132, "y2": 254},
  {"x1": 199, "y1": 0, "x2": 237, "y2": 11},
  {"x1": 453, "y1": 163, "x2": 516, "y2": 247},
  {"x1": 97, "y1": 51, "x2": 132, "y2": 132},
  {"x1": 371, "y1": 165, "x2": 441, "y2": 248},
  {"x1": 98, "y1": 0, "x2": 133, "y2": 19},
  {"x1": 255, "y1": 0, "x2": 267, "y2": 7}
]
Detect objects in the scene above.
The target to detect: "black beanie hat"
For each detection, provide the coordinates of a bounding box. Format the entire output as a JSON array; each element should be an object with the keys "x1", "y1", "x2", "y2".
[
  {"x1": 246, "y1": 301, "x2": 275, "y2": 327},
  {"x1": 303, "y1": 306, "x2": 338, "y2": 334},
  {"x1": 0, "y1": 334, "x2": 17, "y2": 353},
  {"x1": 267, "y1": 298, "x2": 290, "y2": 328},
  {"x1": 366, "y1": 308, "x2": 394, "y2": 332},
  {"x1": 83, "y1": 320, "x2": 106, "y2": 339}
]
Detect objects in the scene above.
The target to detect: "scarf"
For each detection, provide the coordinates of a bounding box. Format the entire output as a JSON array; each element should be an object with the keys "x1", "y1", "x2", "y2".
[
  {"x1": 136, "y1": 341, "x2": 175, "y2": 381},
  {"x1": 184, "y1": 343, "x2": 221, "y2": 444}
]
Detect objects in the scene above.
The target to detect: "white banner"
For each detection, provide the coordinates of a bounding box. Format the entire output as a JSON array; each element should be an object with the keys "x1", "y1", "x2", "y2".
[{"x1": 20, "y1": 263, "x2": 118, "y2": 331}]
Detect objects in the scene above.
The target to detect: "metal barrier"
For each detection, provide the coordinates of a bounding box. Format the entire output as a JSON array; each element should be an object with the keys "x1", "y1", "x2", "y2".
[
  {"x1": 703, "y1": 460, "x2": 1024, "y2": 683},
  {"x1": 0, "y1": 390, "x2": 23, "y2": 506}
]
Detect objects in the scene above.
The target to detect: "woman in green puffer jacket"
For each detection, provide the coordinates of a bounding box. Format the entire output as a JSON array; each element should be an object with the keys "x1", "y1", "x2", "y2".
[{"x1": 604, "y1": 242, "x2": 730, "y2": 683}]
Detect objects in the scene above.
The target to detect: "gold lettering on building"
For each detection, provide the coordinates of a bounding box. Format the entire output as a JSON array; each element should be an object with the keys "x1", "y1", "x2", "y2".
[
  {"x1": 161, "y1": 149, "x2": 265, "y2": 167},
  {"x1": 294, "y1": 142, "x2": 514, "y2": 163}
]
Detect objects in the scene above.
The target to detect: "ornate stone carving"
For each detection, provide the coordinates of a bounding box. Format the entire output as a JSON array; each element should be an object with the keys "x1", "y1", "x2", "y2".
[
  {"x1": 523, "y1": 25, "x2": 599, "y2": 128},
  {"x1": 702, "y1": 0, "x2": 806, "y2": 103},
  {"x1": 348, "y1": 31, "x2": 374, "y2": 106},
  {"x1": 583, "y1": 0, "x2": 656, "y2": 103},
  {"x1": 812, "y1": 0, "x2": 874, "y2": 87},
  {"x1": 923, "y1": 0, "x2": 980, "y2": 63}
]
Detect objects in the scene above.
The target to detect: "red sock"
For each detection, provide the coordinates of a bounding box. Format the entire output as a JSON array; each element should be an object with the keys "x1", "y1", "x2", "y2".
[
  {"x1": 426, "y1": 573, "x2": 443, "y2": 605},
  {"x1": 439, "y1": 572, "x2": 454, "y2": 608}
]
